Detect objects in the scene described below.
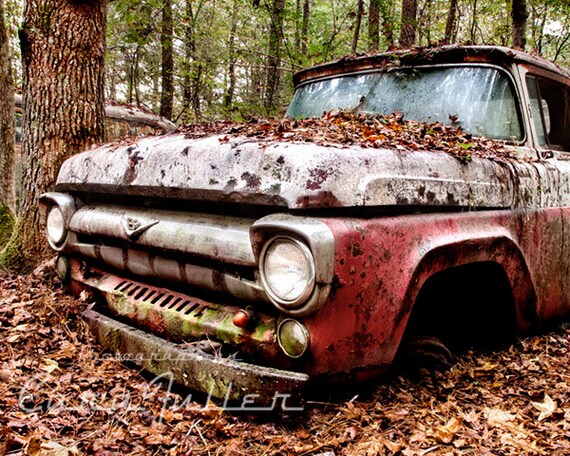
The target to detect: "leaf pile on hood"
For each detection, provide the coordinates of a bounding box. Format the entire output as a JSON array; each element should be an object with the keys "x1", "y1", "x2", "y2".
[{"x1": 181, "y1": 111, "x2": 520, "y2": 163}]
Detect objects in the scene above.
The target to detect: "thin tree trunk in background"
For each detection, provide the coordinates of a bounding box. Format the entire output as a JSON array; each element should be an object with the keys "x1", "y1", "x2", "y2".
[
  {"x1": 379, "y1": 0, "x2": 395, "y2": 48},
  {"x1": 264, "y1": 0, "x2": 285, "y2": 113},
  {"x1": 160, "y1": 0, "x2": 174, "y2": 120},
  {"x1": 352, "y1": 0, "x2": 364, "y2": 53},
  {"x1": 127, "y1": 54, "x2": 134, "y2": 103},
  {"x1": 1, "y1": 0, "x2": 106, "y2": 271},
  {"x1": 301, "y1": 0, "x2": 309, "y2": 55},
  {"x1": 368, "y1": 0, "x2": 380, "y2": 51},
  {"x1": 183, "y1": 0, "x2": 201, "y2": 122},
  {"x1": 470, "y1": 0, "x2": 477, "y2": 43},
  {"x1": 537, "y1": 4, "x2": 547, "y2": 54},
  {"x1": 182, "y1": 0, "x2": 194, "y2": 119},
  {"x1": 444, "y1": 0, "x2": 458, "y2": 43},
  {"x1": 0, "y1": 0, "x2": 14, "y2": 215},
  {"x1": 134, "y1": 48, "x2": 141, "y2": 105},
  {"x1": 224, "y1": 0, "x2": 239, "y2": 109},
  {"x1": 512, "y1": 0, "x2": 527, "y2": 50},
  {"x1": 418, "y1": 0, "x2": 432, "y2": 45},
  {"x1": 295, "y1": 0, "x2": 300, "y2": 51},
  {"x1": 399, "y1": 0, "x2": 417, "y2": 47}
]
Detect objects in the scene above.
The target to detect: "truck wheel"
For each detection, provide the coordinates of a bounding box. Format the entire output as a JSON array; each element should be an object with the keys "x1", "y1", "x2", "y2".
[{"x1": 403, "y1": 335, "x2": 457, "y2": 370}]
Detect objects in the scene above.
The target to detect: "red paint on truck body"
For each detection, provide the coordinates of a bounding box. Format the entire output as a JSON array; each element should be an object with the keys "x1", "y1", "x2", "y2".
[{"x1": 300, "y1": 207, "x2": 566, "y2": 377}]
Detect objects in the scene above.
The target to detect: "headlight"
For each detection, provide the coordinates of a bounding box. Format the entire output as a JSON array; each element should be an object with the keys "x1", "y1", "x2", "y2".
[
  {"x1": 260, "y1": 237, "x2": 316, "y2": 309},
  {"x1": 46, "y1": 206, "x2": 67, "y2": 246}
]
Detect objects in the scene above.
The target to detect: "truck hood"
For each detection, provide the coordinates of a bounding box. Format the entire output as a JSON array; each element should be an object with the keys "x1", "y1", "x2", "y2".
[{"x1": 56, "y1": 133, "x2": 515, "y2": 209}]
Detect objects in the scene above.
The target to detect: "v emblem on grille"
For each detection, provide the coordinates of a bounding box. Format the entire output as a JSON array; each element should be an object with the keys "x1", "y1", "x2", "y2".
[{"x1": 121, "y1": 216, "x2": 159, "y2": 240}]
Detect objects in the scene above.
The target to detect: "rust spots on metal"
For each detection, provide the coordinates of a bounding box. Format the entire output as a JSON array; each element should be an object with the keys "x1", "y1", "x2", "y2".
[
  {"x1": 306, "y1": 167, "x2": 334, "y2": 190},
  {"x1": 295, "y1": 191, "x2": 341, "y2": 208},
  {"x1": 241, "y1": 172, "x2": 262, "y2": 190},
  {"x1": 69, "y1": 259, "x2": 283, "y2": 364},
  {"x1": 350, "y1": 242, "x2": 364, "y2": 257},
  {"x1": 122, "y1": 146, "x2": 143, "y2": 184}
]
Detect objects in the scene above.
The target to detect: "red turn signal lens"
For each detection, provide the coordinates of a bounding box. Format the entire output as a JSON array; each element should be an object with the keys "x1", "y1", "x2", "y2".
[{"x1": 233, "y1": 309, "x2": 253, "y2": 329}]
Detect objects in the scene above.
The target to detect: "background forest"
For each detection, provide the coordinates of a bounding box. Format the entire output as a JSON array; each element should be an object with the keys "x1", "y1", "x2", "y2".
[
  {"x1": 1, "y1": 0, "x2": 570, "y2": 269},
  {"x1": 3, "y1": 0, "x2": 570, "y2": 123}
]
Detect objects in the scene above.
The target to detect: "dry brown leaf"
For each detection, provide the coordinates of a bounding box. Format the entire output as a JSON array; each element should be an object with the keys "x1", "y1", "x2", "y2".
[
  {"x1": 39, "y1": 359, "x2": 59, "y2": 374},
  {"x1": 434, "y1": 416, "x2": 461, "y2": 444},
  {"x1": 485, "y1": 408, "x2": 516, "y2": 427},
  {"x1": 531, "y1": 394, "x2": 557, "y2": 421}
]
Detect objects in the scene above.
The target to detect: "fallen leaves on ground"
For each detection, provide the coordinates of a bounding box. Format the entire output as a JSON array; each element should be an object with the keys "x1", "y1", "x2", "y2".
[
  {"x1": 181, "y1": 111, "x2": 519, "y2": 163},
  {"x1": 1, "y1": 268, "x2": 569, "y2": 455}
]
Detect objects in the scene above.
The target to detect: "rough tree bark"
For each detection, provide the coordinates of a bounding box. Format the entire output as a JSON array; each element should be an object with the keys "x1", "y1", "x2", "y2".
[
  {"x1": 512, "y1": 0, "x2": 527, "y2": 50},
  {"x1": 0, "y1": 0, "x2": 14, "y2": 247},
  {"x1": 1, "y1": 0, "x2": 106, "y2": 271},
  {"x1": 160, "y1": 0, "x2": 174, "y2": 120},
  {"x1": 264, "y1": 0, "x2": 285, "y2": 113},
  {"x1": 352, "y1": 0, "x2": 364, "y2": 53},
  {"x1": 399, "y1": 0, "x2": 417, "y2": 47},
  {"x1": 368, "y1": 0, "x2": 380, "y2": 52},
  {"x1": 444, "y1": 0, "x2": 458, "y2": 43}
]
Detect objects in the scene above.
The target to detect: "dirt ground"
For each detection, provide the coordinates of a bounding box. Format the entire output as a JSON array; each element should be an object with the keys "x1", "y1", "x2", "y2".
[{"x1": 1, "y1": 270, "x2": 569, "y2": 455}]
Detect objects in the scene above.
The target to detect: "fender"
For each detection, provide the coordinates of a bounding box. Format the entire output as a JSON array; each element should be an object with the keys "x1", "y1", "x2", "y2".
[{"x1": 398, "y1": 235, "x2": 539, "y2": 341}]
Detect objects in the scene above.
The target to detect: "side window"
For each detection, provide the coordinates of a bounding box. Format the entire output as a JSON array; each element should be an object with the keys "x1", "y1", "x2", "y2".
[{"x1": 526, "y1": 75, "x2": 570, "y2": 151}]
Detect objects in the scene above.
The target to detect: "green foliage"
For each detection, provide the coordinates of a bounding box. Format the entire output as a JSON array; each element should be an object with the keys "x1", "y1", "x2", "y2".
[
  {"x1": 5, "y1": 0, "x2": 570, "y2": 119},
  {"x1": 0, "y1": 228, "x2": 28, "y2": 273}
]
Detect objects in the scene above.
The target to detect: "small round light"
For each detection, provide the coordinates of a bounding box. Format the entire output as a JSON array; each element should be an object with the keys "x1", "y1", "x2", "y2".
[
  {"x1": 56, "y1": 255, "x2": 70, "y2": 281},
  {"x1": 260, "y1": 237, "x2": 315, "y2": 308},
  {"x1": 46, "y1": 206, "x2": 66, "y2": 246},
  {"x1": 277, "y1": 319, "x2": 310, "y2": 358}
]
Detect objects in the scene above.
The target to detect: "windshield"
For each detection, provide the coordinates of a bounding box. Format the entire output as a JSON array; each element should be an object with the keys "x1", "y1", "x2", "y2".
[{"x1": 287, "y1": 66, "x2": 523, "y2": 141}]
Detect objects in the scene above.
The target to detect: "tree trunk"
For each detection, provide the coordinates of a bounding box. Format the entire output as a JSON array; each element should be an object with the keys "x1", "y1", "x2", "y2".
[
  {"x1": 182, "y1": 0, "x2": 202, "y2": 122},
  {"x1": 352, "y1": 0, "x2": 364, "y2": 53},
  {"x1": 379, "y1": 0, "x2": 395, "y2": 48},
  {"x1": 160, "y1": 0, "x2": 174, "y2": 120},
  {"x1": 512, "y1": 0, "x2": 527, "y2": 50},
  {"x1": 444, "y1": 0, "x2": 458, "y2": 43},
  {"x1": 264, "y1": 0, "x2": 285, "y2": 113},
  {"x1": 368, "y1": 0, "x2": 380, "y2": 52},
  {"x1": 536, "y1": 3, "x2": 547, "y2": 54},
  {"x1": 294, "y1": 0, "x2": 300, "y2": 51},
  {"x1": 399, "y1": 0, "x2": 417, "y2": 47},
  {"x1": 0, "y1": 0, "x2": 14, "y2": 247},
  {"x1": 2, "y1": 0, "x2": 106, "y2": 271},
  {"x1": 301, "y1": 0, "x2": 309, "y2": 56},
  {"x1": 470, "y1": 0, "x2": 477, "y2": 43},
  {"x1": 224, "y1": 0, "x2": 239, "y2": 109}
]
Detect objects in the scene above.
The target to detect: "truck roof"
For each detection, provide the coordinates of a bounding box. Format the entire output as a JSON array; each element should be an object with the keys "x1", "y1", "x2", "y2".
[{"x1": 293, "y1": 45, "x2": 570, "y2": 87}]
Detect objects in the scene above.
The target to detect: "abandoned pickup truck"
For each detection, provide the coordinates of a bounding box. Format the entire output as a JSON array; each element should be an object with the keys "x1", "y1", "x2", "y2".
[{"x1": 40, "y1": 46, "x2": 570, "y2": 402}]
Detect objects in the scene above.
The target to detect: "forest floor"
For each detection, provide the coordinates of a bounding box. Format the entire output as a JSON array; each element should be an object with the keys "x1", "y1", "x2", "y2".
[{"x1": 0, "y1": 269, "x2": 569, "y2": 456}]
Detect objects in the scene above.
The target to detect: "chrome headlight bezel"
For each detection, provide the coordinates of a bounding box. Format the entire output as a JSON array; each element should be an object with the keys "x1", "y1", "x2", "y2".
[
  {"x1": 39, "y1": 192, "x2": 78, "y2": 251},
  {"x1": 259, "y1": 236, "x2": 316, "y2": 310},
  {"x1": 46, "y1": 206, "x2": 67, "y2": 247}
]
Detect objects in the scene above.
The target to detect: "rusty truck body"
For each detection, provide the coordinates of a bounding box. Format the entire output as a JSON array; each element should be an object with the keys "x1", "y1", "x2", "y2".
[{"x1": 40, "y1": 46, "x2": 570, "y2": 401}]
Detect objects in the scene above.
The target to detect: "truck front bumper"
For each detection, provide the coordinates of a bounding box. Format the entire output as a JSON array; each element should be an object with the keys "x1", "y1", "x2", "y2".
[
  {"x1": 62, "y1": 256, "x2": 309, "y2": 404},
  {"x1": 83, "y1": 308, "x2": 309, "y2": 403}
]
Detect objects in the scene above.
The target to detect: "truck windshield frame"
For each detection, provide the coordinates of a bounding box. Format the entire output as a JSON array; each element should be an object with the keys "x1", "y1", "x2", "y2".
[{"x1": 287, "y1": 63, "x2": 524, "y2": 142}]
